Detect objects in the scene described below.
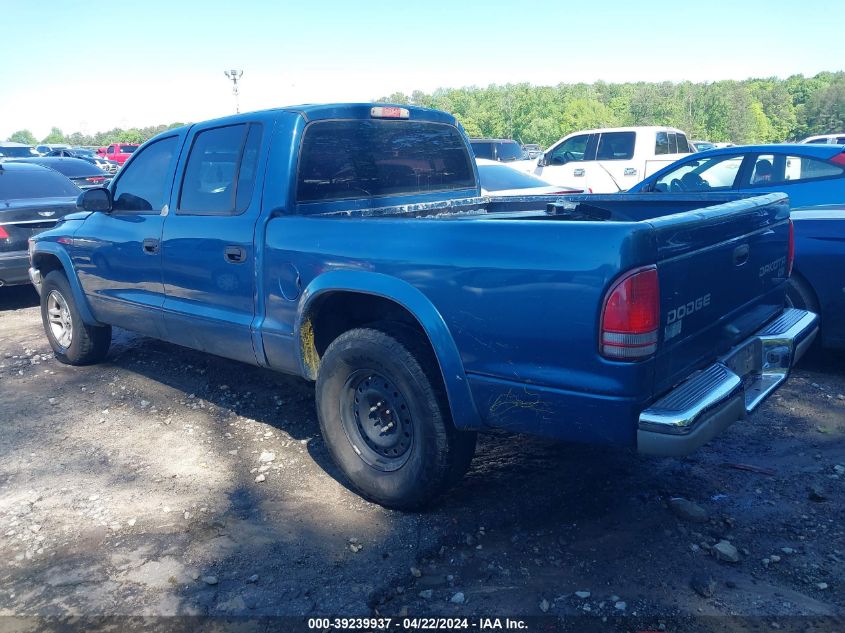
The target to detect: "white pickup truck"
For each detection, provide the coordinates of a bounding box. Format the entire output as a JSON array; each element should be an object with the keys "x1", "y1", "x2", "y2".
[{"x1": 531, "y1": 126, "x2": 693, "y2": 193}]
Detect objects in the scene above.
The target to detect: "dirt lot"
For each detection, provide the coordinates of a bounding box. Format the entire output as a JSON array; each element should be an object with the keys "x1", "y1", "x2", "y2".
[{"x1": 1, "y1": 284, "x2": 843, "y2": 630}]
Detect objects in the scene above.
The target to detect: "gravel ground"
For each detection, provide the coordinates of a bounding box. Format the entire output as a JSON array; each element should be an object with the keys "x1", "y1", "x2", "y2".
[{"x1": 1, "y1": 284, "x2": 843, "y2": 630}]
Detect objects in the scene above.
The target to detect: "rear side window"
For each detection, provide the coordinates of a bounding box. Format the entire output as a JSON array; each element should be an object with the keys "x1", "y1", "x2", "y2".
[
  {"x1": 675, "y1": 134, "x2": 691, "y2": 153},
  {"x1": 655, "y1": 132, "x2": 669, "y2": 155},
  {"x1": 837, "y1": 137, "x2": 845, "y2": 144},
  {"x1": 596, "y1": 132, "x2": 635, "y2": 160},
  {"x1": 120, "y1": 145, "x2": 138, "y2": 153},
  {"x1": 297, "y1": 120, "x2": 475, "y2": 203},
  {"x1": 0, "y1": 167, "x2": 80, "y2": 199},
  {"x1": 178, "y1": 123, "x2": 262, "y2": 215},
  {"x1": 749, "y1": 153, "x2": 844, "y2": 186},
  {"x1": 112, "y1": 136, "x2": 178, "y2": 213}
]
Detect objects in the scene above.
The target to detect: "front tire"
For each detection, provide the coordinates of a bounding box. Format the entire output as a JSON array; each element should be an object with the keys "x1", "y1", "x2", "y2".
[
  {"x1": 315, "y1": 324, "x2": 476, "y2": 510},
  {"x1": 40, "y1": 271, "x2": 111, "y2": 365}
]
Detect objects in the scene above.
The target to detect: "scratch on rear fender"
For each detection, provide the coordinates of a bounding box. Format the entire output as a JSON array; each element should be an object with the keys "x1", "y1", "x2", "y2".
[
  {"x1": 301, "y1": 318, "x2": 319, "y2": 379},
  {"x1": 488, "y1": 388, "x2": 554, "y2": 421}
]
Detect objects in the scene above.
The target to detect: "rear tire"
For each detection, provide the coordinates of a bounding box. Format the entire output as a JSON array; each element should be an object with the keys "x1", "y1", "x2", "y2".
[
  {"x1": 40, "y1": 271, "x2": 111, "y2": 365},
  {"x1": 315, "y1": 324, "x2": 476, "y2": 510}
]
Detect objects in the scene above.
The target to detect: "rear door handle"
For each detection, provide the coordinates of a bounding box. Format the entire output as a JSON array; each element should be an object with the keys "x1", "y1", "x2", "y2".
[
  {"x1": 142, "y1": 238, "x2": 159, "y2": 254},
  {"x1": 224, "y1": 245, "x2": 247, "y2": 263}
]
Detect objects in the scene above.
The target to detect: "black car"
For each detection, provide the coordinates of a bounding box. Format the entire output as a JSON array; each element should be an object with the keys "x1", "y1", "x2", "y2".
[
  {"x1": 46, "y1": 148, "x2": 119, "y2": 174},
  {"x1": 469, "y1": 138, "x2": 526, "y2": 162},
  {"x1": 8, "y1": 156, "x2": 112, "y2": 189},
  {"x1": 0, "y1": 162, "x2": 79, "y2": 287}
]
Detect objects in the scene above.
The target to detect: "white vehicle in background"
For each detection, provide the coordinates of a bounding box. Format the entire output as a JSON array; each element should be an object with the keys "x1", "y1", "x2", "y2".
[
  {"x1": 532, "y1": 126, "x2": 693, "y2": 193},
  {"x1": 475, "y1": 158, "x2": 581, "y2": 196},
  {"x1": 800, "y1": 133, "x2": 845, "y2": 145}
]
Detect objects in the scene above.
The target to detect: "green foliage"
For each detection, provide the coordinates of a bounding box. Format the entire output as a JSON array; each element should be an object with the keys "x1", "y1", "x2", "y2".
[
  {"x1": 7, "y1": 129, "x2": 37, "y2": 144},
  {"x1": 378, "y1": 72, "x2": 844, "y2": 146},
  {"x1": 42, "y1": 127, "x2": 66, "y2": 144}
]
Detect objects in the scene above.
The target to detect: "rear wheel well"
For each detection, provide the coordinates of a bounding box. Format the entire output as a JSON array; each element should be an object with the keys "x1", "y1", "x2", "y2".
[{"x1": 301, "y1": 292, "x2": 433, "y2": 379}]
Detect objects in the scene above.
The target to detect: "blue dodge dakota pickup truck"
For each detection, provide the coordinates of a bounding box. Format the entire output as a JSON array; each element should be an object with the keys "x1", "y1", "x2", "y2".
[{"x1": 28, "y1": 104, "x2": 818, "y2": 509}]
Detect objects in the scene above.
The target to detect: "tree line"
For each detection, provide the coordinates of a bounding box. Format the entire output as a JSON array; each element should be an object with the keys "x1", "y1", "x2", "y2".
[
  {"x1": 377, "y1": 72, "x2": 845, "y2": 148},
  {"x1": 6, "y1": 123, "x2": 186, "y2": 148},
  {"x1": 6, "y1": 72, "x2": 844, "y2": 149}
]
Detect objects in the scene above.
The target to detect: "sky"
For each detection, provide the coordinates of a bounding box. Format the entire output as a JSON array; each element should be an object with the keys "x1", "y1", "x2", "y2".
[{"x1": 2, "y1": 0, "x2": 845, "y2": 141}]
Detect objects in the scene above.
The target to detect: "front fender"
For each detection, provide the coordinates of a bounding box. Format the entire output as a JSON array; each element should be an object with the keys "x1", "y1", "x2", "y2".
[
  {"x1": 31, "y1": 242, "x2": 102, "y2": 326},
  {"x1": 296, "y1": 270, "x2": 482, "y2": 430}
]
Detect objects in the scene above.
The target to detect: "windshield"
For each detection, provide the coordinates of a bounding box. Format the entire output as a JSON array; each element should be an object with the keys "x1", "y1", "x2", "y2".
[
  {"x1": 478, "y1": 163, "x2": 551, "y2": 191},
  {"x1": 0, "y1": 146, "x2": 39, "y2": 158},
  {"x1": 0, "y1": 167, "x2": 80, "y2": 199}
]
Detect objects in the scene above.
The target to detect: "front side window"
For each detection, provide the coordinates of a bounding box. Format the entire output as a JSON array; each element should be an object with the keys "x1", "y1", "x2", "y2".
[
  {"x1": 596, "y1": 132, "x2": 635, "y2": 161},
  {"x1": 107, "y1": 146, "x2": 115, "y2": 154},
  {"x1": 297, "y1": 120, "x2": 475, "y2": 203},
  {"x1": 547, "y1": 134, "x2": 591, "y2": 165},
  {"x1": 111, "y1": 136, "x2": 178, "y2": 213},
  {"x1": 178, "y1": 123, "x2": 262, "y2": 215},
  {"x1": 655, "y1": 155, "x2": 744, "y2": 192}
]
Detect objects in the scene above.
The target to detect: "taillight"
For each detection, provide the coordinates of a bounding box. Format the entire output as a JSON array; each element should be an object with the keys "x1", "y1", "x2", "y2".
[
  {"x1": 830, "y1": 152, "x2": 845, "y2": 167},
  {"x1": 86, "y1": 176, "x2": 105, "y2": 183},
  {"x1": 600, "y1": 266, "x2": 660, "y2": 360},
  {"x1": 787, "y1": 218, "x2": 795, "y2": 276},
  {"x1": 0, "y1": 226, "x2": 9, "y2": 239}
]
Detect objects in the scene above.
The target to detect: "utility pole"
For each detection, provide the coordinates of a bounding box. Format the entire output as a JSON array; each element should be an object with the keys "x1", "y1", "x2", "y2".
[{"x1": 224, "y1": 69, "x2": 244, "y2": 114}]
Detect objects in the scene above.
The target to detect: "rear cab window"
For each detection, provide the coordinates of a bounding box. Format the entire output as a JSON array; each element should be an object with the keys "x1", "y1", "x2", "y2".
[{"x1": 296, "y1": 120, "x2": 475, "y2": 204}]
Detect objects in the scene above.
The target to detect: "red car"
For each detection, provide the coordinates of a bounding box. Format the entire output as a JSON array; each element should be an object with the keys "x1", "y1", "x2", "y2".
[{"x1": 96, "y1": 143, "x2": 139, "y2": 166}]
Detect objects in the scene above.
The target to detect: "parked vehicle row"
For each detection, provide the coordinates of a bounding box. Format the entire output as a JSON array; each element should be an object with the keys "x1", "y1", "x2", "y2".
[{"x1": 27, "y1": 103, "x2": 815, "y2": 510}]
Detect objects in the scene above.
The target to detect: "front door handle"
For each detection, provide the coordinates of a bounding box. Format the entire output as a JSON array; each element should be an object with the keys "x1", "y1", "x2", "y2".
[
  {"x1": 224, "y1": 245, "x2": 247, "y2": 264},
  {"x1": 573, "y1": 168, "x2": 586, "y2": 177},
  {"x1": 142, "y1": 238, "x2": 159, "y2": 254}
]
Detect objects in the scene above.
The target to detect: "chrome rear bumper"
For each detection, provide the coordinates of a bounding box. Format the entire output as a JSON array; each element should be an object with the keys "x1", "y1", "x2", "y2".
[{"x1": 638, "y1": 308, "x2": 818, "y2": 456}]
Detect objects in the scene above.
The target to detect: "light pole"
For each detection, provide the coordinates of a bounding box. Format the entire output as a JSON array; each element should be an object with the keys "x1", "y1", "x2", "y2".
[{"x1": 224, "y1": 69, "x2": 244, "y2": 114}]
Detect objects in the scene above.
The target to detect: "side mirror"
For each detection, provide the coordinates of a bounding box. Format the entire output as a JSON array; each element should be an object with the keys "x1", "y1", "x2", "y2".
[
  {"x1": 538, "y1": 153, "x2": 548, "y2": 167},
  {"x1": 77, "y1": 187, "x2": 112, "y2": 213}
]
